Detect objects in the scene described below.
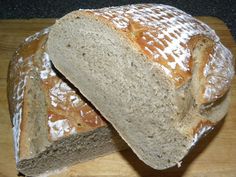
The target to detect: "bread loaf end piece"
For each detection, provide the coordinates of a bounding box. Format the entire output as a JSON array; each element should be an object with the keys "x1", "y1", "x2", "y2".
[
  {"x1": 8, "y1": 30, "x2": 127, "y2": 176},
  {"x1": 47, "y1": 4, "x2": 234, "y2": 169}
]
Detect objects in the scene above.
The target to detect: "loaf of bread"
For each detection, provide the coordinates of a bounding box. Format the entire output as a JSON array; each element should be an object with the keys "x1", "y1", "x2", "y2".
[
  {"x1": 47, "y1": 4, "x2": 235, "y2": 170},
  {"x1": 7, "y1": 29, "x2": 127, "y2": 176}
]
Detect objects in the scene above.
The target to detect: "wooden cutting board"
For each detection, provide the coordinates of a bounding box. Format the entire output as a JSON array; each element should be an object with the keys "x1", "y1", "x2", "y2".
[{"x1": 0, "y1": 17, "x2": 236, "y2": 177}]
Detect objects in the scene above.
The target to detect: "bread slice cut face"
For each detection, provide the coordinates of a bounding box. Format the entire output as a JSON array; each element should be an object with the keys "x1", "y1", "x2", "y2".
[{"x1": 47, "y1": 4, "x2": 234, "y2": 169}]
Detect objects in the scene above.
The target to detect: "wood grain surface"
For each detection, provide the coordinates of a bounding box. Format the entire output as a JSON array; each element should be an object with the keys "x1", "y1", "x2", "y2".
[{"x1": 0, "y1": 17, "x2": 236, "y2": 177}]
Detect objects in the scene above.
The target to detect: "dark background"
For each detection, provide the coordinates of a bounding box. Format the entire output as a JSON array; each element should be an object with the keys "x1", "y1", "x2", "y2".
[{"x1": 0, "y1": 0, "x2": 236, "y2": 40}]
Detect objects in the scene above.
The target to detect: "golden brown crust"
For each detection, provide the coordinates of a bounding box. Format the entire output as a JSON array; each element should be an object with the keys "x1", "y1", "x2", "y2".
[
  {"x1": 43, "y1": 73, "x2": 107, "y2": 141},
  {"x1": 79, "y1": 4, "x2": 234, "y2": 104},
  {"x1": 192, "y1": 120, "x2": 215, "y2": 136}
]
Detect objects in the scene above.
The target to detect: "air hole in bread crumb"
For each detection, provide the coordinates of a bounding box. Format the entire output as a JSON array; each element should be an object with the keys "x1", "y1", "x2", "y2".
[
  {"x1": 157, "y1": 154, "x2": 162, "y2": 158},
  {"x1": 67, "y1": 44, "x2": 71, "y2": 47},
  {"x1": 126, "y1": 119, "x2": 131, "y2": 123},
  {"x1": 82, "y1": 53, "x2": 86, "y2": 56}
]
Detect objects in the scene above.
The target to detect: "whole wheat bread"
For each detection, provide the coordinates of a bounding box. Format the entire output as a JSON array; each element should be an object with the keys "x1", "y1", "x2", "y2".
[{"x1": 47, "y1": 4, "x2": 235, "y2": 169}]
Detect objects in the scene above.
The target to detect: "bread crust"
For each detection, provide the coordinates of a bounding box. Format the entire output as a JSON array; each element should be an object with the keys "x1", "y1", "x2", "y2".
[{"x1": 76, "y1": 4, "x2": 234, "y2": 104}]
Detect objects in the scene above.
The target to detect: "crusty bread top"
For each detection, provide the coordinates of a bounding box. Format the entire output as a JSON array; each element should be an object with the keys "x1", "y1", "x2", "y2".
[
  {"x1": 8, "y1": 29, "x2": 108, "y2": 153},
  {"x1": 72, "y1": 4, "x2": 234, "y2": 104}
]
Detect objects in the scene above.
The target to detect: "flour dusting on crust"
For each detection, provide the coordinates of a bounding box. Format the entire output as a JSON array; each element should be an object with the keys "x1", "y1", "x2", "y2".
[
  {"x1": 88, "y1": 4, "x2": 234, "y2": 100},
  {"x1": 12, "y1": 78, "x2": 26, "y2": 162},
  {"x1": 203, "y1": 42, "x2": 234, "y2": 102},
  {"x1": 40, "y1": 52, "x2": 56, "y2": 79},
  {"x1": 11, "y1": 29, "x2": 49, "y2": 161},
  {"x1": 48, "y1": 115, "x2": 76, "y2": 141}
]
